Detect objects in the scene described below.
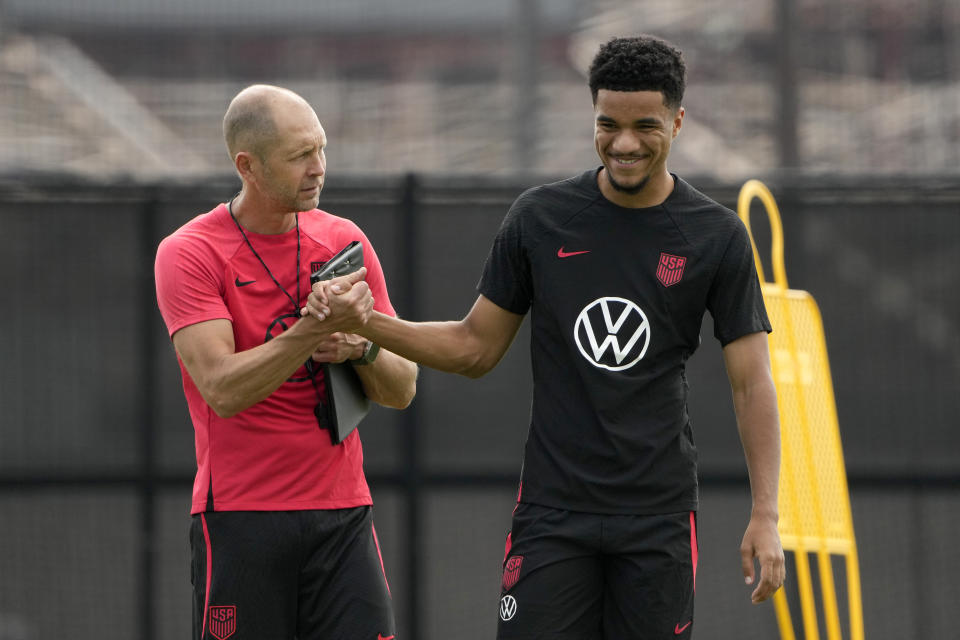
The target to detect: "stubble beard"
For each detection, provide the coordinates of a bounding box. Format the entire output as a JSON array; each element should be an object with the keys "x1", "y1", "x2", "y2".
[
  {"x1": 284, "y1": 184, "x2": 321, "y2": 213},
  {"x1": 299, "y1": 190, "x2": 321, "y2": 212},
  {"x1": 606, "y1": 169, "x2": 651, "y2": 195}
]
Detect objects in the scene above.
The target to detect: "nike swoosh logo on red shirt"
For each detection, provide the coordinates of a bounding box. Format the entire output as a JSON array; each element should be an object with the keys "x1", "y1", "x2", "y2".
[
  {"x1": 235, "y1": 277, "x2": 256, "y2": 287},
  {"x1": 557, "y1": 247, "x2": 590, "y2": 258},
  {"x1": 675, "y1": 621, "x2": 692, "y2": 634}
]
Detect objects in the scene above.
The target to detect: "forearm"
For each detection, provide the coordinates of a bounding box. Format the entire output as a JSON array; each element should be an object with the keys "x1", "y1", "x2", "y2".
[
  {"x1": 353, "y1": 349, "x2": 418, "y2": 409},
  {"x1": 190, "y1": 318, "x2": 327, "y2": 418},
  {"x1": 358, "y1": 311, "x2": 496, "y2": 378},
  {"x1": 722, "y1": 333, "x2": 786, "y2": 601},
  {"x1": 733, "y1": 376, "x2": 781, "y2": 519}
]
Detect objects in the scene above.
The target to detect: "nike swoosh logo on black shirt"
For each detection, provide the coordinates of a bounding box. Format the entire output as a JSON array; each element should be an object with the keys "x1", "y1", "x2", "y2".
[
  {"x1": 557, "y1": 247, "x2": 590, "y2": 258},
  {"x1": 235, "y1": 277, "x2": 256, "y2": 287}
]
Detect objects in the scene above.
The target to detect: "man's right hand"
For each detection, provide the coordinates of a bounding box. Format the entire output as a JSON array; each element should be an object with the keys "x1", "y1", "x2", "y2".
[{"x1": 302, "y1": 267, "x2": 373, "y2": 333}]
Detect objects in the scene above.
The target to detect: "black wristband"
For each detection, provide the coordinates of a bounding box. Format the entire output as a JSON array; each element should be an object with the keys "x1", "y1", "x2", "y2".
[{"x1": 350, "y1": 341, "x2": 380, "y2": 365}]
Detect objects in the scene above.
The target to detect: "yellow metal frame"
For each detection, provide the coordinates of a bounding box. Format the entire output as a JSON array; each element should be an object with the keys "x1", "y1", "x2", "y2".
[{"x1": 737, "y1": 180, "x2": 864, "y2": 640}]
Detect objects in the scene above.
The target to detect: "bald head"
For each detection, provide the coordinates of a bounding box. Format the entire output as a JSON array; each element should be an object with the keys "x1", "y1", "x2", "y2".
[{"x1": 223, "y1": 84, "x2": 313, "y2": 161}]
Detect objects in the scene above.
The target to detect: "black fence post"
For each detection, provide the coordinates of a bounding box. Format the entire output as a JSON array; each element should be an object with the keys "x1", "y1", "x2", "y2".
[
  {"x1": 775, "y1": 0, "x2": 799, "y2": 171},
  {"x1": 397, "y1": 173, "x2": 422, "y2": 640},
  {"x1": 512, "y1": 0, "x2": 540, "y2": 174},
  {"x1": 137, "y1": 190, "x2": 160, "y2": 640}
]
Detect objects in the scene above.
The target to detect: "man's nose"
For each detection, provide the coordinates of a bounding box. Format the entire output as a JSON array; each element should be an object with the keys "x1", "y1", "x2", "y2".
[
  {"x1": 611, "y1": 130, "x2": 642, "y2": 154},
  {"x1": 308, "y1": 152, "x2": 326, "y2": 176}
]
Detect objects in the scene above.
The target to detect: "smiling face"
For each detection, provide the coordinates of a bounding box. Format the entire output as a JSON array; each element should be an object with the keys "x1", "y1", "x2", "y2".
[{"x1": 594, "y1": 89, "x2": 684, "y2": 207}]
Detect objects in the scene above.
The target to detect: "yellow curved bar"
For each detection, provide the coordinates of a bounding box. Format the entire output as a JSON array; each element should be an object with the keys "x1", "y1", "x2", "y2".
[
  {"x1": 737, "y1": 179, "x2": 788, "y2": 290},
  {"x1": 737, "y1": 179, "x2": 864, "y2": 640}
]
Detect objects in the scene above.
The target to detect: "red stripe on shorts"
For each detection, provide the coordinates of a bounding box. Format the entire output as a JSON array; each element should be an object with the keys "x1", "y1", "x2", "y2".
[
  {"x1": 690, "y1": 511, "x2": 698, "y2": 592},
  {"x1": 201, "y1": 513, "x2": 213, "y2": 636},
  {"x1": 372, "y1": 523, "x2": 391, "y2": 597}
]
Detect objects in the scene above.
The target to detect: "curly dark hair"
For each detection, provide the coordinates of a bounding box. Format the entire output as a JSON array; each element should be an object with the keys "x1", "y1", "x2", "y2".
[{"x1": 588, "y1": 36, "x2": 686, "y2": 110}]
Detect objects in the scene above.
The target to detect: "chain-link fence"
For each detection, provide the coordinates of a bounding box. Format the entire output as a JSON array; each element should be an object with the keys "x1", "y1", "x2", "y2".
[{"x1": 1, "y1": 175, "x2": 958, "y2": 639}]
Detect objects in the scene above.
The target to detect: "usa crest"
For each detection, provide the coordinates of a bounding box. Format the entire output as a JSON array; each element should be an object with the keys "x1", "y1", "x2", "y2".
[
  {"x1": 502, "y1": 555, "x2": 524, "y2": 591},
  {"x1": 657, "y1": 253, "x2": 686, "y2": 287},
  {"x1": 209, "y1": 605, "x2": 237, "y2": 640}
]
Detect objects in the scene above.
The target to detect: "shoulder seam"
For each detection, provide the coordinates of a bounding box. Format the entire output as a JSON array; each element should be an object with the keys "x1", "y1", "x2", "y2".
[
  {"x1": 523, "y1": 177, "x2": 604, "y2": 256},
  {"x1": 661, "y1": 179, "x2": 737, "y2": 257}
]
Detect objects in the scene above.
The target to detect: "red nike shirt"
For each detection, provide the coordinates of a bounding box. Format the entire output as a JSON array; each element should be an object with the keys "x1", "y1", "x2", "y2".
[{"x1": 155, "y1": 203, "x2": 396, "y2": 514}]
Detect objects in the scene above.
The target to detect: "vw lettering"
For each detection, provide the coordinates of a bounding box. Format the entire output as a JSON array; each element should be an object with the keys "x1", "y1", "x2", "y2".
[{"x1": 499, "y1": 595, "x2": 518, "y2": 621}]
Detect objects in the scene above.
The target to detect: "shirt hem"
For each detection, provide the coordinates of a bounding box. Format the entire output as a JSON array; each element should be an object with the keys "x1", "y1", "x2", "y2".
[
  {"x1": 191, "y1": 495, "x2": 373, "y2": 514},
  {"x1": 167, "y1": 311, "x2": 233, "y2": 339},
  {"x1": 518, "y1": 496, "x2": 699, "y2": 516}
]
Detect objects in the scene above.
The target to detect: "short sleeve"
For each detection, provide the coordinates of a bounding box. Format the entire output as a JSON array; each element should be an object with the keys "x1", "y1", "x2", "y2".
[
  {"x1": 706, "y1": 219, "x2": 772, "y2": 346},
  {"x1": 477, "y1": 194, "x2": 534, "y2": 315},
  {"x1": 154, "y1": 234, "x2": 232, "y2": 338}
]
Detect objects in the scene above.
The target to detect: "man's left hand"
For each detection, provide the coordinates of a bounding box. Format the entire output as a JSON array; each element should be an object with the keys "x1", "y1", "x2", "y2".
[
  {"x1": 310, "y1": 333, "x2": 366, "y2": 364},
  {"x1": 740, "y1": 515, "x2": 785, "y2": 604}
]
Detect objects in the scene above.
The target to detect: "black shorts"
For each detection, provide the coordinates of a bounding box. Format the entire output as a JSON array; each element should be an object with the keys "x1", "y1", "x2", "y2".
[
  {"x1": 190, "y1": 506, "x2": 396, "y2": 640},
  {"x1": 496, "y1": 503, "x2": 698, "y2": 640}
]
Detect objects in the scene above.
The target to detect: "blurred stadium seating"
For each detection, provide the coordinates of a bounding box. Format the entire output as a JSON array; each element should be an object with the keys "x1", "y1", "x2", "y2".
[{"x1": 1, "y1": 0, "x2": 958, "y2": 179}]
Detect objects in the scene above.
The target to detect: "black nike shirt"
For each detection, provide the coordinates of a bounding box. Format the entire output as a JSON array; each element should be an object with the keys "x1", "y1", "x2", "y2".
[{"x1": 478, "y1": 168, "x2": 771, "y2": 514}]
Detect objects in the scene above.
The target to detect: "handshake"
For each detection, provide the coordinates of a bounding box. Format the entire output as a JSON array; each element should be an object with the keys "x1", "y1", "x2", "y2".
[{"x1": 300, "y1": 241, "x2": 374, "y2": 335}]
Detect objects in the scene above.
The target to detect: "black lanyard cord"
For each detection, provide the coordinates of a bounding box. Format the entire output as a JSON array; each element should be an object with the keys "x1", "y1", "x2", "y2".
[
  {"x1": 227, "y1": 197, "x2": 328, "y2": 420},
  {"x1": 227, "y1": 197, "x2": 301, "y2": 314}
]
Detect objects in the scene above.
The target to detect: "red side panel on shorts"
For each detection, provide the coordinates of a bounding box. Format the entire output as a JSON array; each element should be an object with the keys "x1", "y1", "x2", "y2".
[
  {"x1": 689, "y1": 511, "x2": 698, "y2": 592},
  {"x1": 201, "y1": 513, "x2": 213, "y2": 636},
  {"x1": 371, "y1": 523, "x2": 391, "y2": 597}
]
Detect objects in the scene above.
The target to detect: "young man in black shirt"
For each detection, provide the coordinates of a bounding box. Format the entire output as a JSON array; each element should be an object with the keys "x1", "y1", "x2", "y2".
[{"x1": 307, "y1": 35, "x2": 784, "y2": 639}]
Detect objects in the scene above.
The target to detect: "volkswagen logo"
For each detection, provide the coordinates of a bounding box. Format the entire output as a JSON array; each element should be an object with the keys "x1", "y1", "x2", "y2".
[
  {"x1": 499, "y1": 595, "x2": 518, "y2": 621},
  {"x1": 574, "y1": 296, "x2": 651, "y2": 371}
]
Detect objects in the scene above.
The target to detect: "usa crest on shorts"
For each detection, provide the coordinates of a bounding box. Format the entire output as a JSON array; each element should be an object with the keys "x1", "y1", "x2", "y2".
[
  {"x1": 209, "y1": 605, "x2": 237, "y2": 640},
  {"x1": 502, "y1": 555, "x2": 524, "y2": 591}
]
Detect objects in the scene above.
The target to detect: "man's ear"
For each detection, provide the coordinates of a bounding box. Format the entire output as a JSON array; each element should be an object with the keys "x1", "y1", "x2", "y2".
[
  {"x1": 235, "y1": 151, "x2": 257, "y2": 182},
  {"x1": 673, "y1": 106, "x2": 685, "y2": 139}
]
